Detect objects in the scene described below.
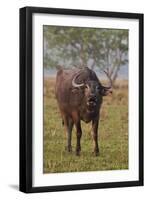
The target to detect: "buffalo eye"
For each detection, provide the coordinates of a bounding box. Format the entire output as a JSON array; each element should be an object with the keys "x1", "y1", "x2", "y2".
[{"x1": 96, "y1": 85, "x2": 100, "y2": 91}]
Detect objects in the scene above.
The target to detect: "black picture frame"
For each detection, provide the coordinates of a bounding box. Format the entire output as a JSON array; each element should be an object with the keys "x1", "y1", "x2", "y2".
[{"x1": 19, "y1": 6, "x2": 144, "y2": 193}]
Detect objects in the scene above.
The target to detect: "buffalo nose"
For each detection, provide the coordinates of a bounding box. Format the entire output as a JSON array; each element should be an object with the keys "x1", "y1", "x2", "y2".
[{"x1": 88, "y1": 94, "x2": 97, "y2": 101}]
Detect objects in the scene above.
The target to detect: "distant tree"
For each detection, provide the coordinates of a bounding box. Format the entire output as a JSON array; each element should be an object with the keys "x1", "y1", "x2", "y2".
[
  {"x1": 44, "y1": 26, "x2": 128, "y2": 86},
  {"x1": 93, "y1": 29, "x2": 128, "y2": 86}
]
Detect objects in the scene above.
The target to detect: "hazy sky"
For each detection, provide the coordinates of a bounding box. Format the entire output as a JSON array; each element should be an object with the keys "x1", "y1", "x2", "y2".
[{"x1": 44, "y1": 65, "x2": 128, "y2": 80}]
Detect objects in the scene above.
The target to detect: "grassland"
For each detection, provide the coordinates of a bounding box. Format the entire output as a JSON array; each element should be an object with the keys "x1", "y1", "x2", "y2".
[{"x1": 43, "y1": 77, "x2": 128, "y2": 173}]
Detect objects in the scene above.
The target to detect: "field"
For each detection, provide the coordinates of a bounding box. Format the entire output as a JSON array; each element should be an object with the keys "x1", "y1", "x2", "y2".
[{"x1": 43, "y1": 77, "x2": 128, "y2": 173}]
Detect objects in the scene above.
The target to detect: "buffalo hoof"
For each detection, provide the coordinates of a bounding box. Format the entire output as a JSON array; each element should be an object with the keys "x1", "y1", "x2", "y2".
[
  {"x1": 93, "y1": 151, "x2": 99, "y2": 156},
  {"x1": 65, "y1": 146, "x2": 72, "y2": 152},
  {"x1": 76, "y1": 151, "x2": 80, "y2": 156}
]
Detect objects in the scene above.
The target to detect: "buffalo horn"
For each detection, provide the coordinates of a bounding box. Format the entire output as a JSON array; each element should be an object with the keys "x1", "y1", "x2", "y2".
[{"x1": 72, "y1": 72, "x2": 84, "y2": 88}]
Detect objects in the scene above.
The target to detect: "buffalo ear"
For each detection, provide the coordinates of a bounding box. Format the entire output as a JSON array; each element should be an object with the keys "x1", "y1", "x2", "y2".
[{"x1": 100, "y1": 87, "x2": 112, "y2": 96}]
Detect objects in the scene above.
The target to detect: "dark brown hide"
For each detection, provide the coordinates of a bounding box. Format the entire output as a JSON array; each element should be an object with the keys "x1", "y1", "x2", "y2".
[{"x1": 55, "y1": 67, "x2": 111, "y2": 156}]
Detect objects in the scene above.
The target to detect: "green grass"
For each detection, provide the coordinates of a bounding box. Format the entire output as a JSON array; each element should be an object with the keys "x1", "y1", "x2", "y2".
[{"x1": 43, "y1": 78, "x2": 128, "y2": 173}]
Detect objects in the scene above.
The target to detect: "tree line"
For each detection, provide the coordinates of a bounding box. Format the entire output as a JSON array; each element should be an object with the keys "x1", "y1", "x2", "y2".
[{"x1": 44, "y1": 26, "x2": 128, "y2": 86}]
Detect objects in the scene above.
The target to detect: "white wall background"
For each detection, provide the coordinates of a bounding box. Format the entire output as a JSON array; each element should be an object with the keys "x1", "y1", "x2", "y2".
[{"x1": 0, "y1": 0, "x2": 146, "y2": 199}]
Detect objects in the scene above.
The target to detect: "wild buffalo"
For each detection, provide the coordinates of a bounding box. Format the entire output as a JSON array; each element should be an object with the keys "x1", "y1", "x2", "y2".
[{"x1": 55, "y1": 67, "x2": 112, "y2": 156}]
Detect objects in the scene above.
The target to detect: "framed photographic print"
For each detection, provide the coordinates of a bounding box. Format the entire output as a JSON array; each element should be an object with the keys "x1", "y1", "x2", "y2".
[{"x1": 19, "y1": 6, "x2": 144, "y2": 193}]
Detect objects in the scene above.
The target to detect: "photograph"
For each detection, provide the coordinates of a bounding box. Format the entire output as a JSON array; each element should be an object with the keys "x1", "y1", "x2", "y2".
[
  {"x1": 43, "y1": 26, "x2": 129, "y2": 173},
  {"x1": 19, "y1": 7, "x2": 143, "y2": 193}
]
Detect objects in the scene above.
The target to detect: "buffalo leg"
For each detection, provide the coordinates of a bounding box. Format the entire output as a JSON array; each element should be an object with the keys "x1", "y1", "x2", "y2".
[
  {"x1": 75, "y1": 121, "x2": 82, "y2": 156},
  {"x1": 67, "y1": 118, "x2": 73, "y2": 152},
  {"x1": 92, "y1": 119, "x2": 99, "y2": 156},
  {"x1": 63, "y1": 116, "x2": 73, "y2": 152}
]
